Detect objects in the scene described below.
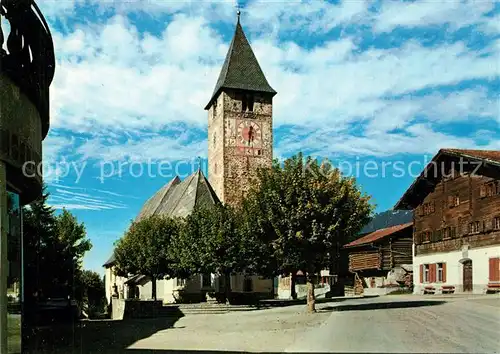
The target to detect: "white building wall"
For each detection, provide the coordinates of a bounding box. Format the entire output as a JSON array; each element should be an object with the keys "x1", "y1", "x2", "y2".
[
  {"x1": 104, "y1": 266, "x2": 127, "y2": 304},
  {"x1": 413, "y1": 244, "x2": 500, "y2": 294}
]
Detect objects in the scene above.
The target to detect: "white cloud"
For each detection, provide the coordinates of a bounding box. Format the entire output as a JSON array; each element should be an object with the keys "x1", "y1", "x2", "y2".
[
  {"x1": 40, "y1": 0, "x2": 499, "y2": 166},
  {"x1": 47, "y1": 184, "x2": 130, "y2": 210},
  {"x1": 373, "y1": 0, "x2": 495, "y2": 33}
]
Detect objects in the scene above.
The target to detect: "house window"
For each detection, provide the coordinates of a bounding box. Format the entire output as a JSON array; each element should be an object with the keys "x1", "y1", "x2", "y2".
[
  {"x1": 451, "y1": 226, "x2": 457, "y2": 239},
  {"x1": 176, "y1": 278, "x2": 186, "y2": 287},
  {"x1": 469, "y1": 221, "x2": 480, "y2": 234},
  {"x1": 423, "y1": 264, "x2": 430, "y2": 283},
  {"x1": 437, "y1": 263, "x2": 444, "y2": 282},
  {"x1": 243, "y1": 277, "x2": 253, "y2": 292},
  {"x1": 423, "y1": 231, "x2": 431, "y2": 243},
  {"x1": 448, "y1": 194, "x2": 460, "y2": 208},
  {"x1": 487, "y1": 183, "x2": 494, "y2": 197},
  {"x1": 202, "y1": 274, "x2": 212, "y2": 288},
  {"x1": 443, "y1": 227, "x2": 450, "y2": 239},
  {"x1": 480, "y1": 185, "x2": 486, "y2": 198},
  {"x1": 494, "y1": 217, "x2": 500, "y2": 230},
  {"x1": 422, "y1": 202, "x2": 435, "y2": 215}
]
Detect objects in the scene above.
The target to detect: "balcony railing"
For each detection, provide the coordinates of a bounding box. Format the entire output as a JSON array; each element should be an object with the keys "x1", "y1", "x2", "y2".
[{"x1": 0, "y1": 0, "x2": 55, "y2": 139}]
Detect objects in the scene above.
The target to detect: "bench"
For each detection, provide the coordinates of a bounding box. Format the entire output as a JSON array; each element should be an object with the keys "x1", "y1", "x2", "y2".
[
  {"x1": 487, "y1": 283, "x2": 500, "y2": 293},
  {"x1": 423, "y1": 286, "x2": 435, "y2": 295},
  {"x1": 441, "y1": 286, "x2": 455, "y2": 294}
]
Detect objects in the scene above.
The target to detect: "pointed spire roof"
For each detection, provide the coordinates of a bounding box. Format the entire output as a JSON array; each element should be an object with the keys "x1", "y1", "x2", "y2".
[{"x1": 205, "y1": 14, "x2": 276, "y2": 110}]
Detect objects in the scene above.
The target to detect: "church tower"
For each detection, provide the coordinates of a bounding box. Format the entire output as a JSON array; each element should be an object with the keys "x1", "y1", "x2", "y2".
[{"x1": 205, "y1": 12, "x2": 276, "y2": 206}]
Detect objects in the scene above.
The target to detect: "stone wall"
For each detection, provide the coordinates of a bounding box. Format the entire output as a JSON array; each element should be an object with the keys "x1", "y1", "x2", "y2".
[
  {"x1": 208, "y1": 93, "x2": 225, "y2": 202},
  {"x1": 207, "y1": 90, "x2": 273, "y2": 206},
  {"x1": 111, "y1": 299, "x2": 163, "y2": 320}
]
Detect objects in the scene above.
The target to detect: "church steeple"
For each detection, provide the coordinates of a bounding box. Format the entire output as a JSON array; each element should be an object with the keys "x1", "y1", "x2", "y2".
[{"x1": 204, "y1": 12, "x2": 277, "y2": 110}]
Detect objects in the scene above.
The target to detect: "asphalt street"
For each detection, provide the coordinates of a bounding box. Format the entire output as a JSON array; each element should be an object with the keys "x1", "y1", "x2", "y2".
[{"x1": 285, "y1": 295, "x2": 500, "y2": 353}]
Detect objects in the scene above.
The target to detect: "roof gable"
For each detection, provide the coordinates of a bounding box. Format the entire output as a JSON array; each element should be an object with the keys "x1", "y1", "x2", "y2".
[
  {"x1": 205, "y1": 18, "x2": 276, "y2": 110},
  {"x1": 395, "y1": 148, "x2": 500, "y2": 210},
  {"x1": 137, "y1": 169, "x2": 220, "y2": 221}
]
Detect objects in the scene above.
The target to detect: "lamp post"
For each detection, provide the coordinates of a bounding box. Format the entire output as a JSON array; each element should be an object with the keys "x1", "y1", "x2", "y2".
[{"x1": 0, "y1": 0, "x2": 55, "y2": 351}]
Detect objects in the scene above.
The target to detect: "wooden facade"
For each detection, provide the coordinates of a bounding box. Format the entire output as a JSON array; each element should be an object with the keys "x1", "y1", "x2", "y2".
[
  {"x1": 413, "y1": 173, "x2": 500, "y2": 256},
  {"x1": 395, "y1": 149, "x2": 500, "y2": 294},
  {"x1": 395, "y1": 149, "x2": 500, "y2": 256}
]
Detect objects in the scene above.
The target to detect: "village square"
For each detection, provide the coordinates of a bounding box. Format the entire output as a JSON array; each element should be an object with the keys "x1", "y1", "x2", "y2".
[{"x1": 0, "y1": 1, "x2": 499, "y2": 353}]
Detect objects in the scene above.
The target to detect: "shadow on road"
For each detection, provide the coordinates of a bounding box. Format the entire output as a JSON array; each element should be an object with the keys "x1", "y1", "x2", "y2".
[
  {"x1": 320, "y1": 300, "x2": 447, "y2": 312},
  {"x1": 23, "y1": 307, "x2": 184, "y2": 354},
  {"x1": 126, "y1": 351, "x2": 315, "y2": 354},
  {"x1": 259, "y1": 295, "x2": 379, "y2": 308}
]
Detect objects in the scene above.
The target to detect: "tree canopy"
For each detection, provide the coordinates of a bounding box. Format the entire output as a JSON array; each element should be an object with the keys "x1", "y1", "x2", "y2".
[
  {"x1": 243, "y1": 153, "x2": 374, "y2": 311},
  {"x1": 170, "y1": 204, "x2": 264, "y2": 301},
  {"x1": 114, "y1": 215, "x2": 181, "y2": 300},
  {"x1": 23, "y1": 188, "x2": 92, "y2": 301}
]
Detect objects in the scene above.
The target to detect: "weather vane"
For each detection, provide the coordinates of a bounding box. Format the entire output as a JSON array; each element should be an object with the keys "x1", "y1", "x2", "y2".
[{"x1": 197, "y1": 156, "x2": 202, "y2": 171}]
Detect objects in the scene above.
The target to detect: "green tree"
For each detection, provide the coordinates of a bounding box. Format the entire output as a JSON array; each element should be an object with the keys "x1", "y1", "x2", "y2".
[
  {"x1": 170, "y1": 204, "x2": 261, "y2": 303},
  {"x1": 114, "y1": 215, "x2": 181, "y2": 300},
  {"x1": 23, "y1": 187, "x2": 56, "y2": 303},
  {"x1": 53, "y1": 209, "x2": 92, "y2": 300},
  {"x1": 244, "y1": 153, "x2": 373, "y2": 312},
  {"x1": 23, "y1": 187, "x2": 92, "y2": 321},
  {"x1": 75, "y1": 270, "x2": 105, "y2": 317}
]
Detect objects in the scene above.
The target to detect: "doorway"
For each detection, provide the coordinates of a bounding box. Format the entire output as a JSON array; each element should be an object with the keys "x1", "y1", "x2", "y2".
[{"x1": 463, "y1": 260, "x2": 473, "y2": 292}]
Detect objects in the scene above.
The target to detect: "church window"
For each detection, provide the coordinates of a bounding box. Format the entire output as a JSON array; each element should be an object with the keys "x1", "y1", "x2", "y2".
[
  {"x1": 242, "y1": 94, "x2": 255, "y2": 112},
  {"x1": 213, "y1": 132, "x2": 216, "y2": 146}
]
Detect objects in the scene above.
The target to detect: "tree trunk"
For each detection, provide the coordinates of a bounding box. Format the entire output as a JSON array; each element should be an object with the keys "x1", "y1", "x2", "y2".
[
  {"x1": 151, "y1": 276, "x2": 157, "y2": 301},
  {"x1": 224, "y1": 271, "x2": 231, "y2": 304},
  {"x1": 307, "y1": 275, "x2": 316, "y2": 313},
  {"x1": 290, "y1": 272, "x2": 297, "y2": 300}
]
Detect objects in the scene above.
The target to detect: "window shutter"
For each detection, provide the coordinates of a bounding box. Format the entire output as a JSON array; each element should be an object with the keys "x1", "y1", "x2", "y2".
[
  {"x1": 489, "y1": 258, "x2": 500, "y2": 282},
  {"x1": 442, "y1": 263, "x2": 447, "y2": 283},
  {"x1": 420, "y1": 265, "x2": 424, "y2": 284},
  {"x1": 429, "y1": 264, "x2": 436, "y2": 283}
]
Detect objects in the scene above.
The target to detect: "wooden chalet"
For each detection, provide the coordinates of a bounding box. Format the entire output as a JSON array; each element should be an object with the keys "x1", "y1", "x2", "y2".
[
  {"x1": 395, "y1": 149, "x2": 500, "y2": 295},
  {"x1": 343, "y1": 223, "x2": 413, "y2": 295}
]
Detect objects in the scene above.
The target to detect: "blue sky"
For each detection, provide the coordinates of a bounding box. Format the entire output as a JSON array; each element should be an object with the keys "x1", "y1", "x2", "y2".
[{"x1": 29, "y1": 0, "x2": 499, "y2": 275}]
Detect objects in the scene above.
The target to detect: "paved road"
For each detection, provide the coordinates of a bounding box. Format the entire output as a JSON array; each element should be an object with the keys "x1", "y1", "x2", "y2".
[
  {"x1": 285, "y1": 295, "x2": 500, "y2": 353},
  {"x1": 127, "y1": 295, "x2": 499, "y2": 353}
]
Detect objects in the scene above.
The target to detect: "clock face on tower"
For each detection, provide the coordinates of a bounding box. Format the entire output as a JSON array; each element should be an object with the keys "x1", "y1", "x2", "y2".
[{"x1": 237, "y1": 121, "x2": 261, "y2": 146}]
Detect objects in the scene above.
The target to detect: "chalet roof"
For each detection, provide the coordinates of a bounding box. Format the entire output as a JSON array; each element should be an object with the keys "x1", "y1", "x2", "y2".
[
  {"x1": 204, "y1": 17, "x2": 276, "y2": 110},
  {"x1": 344, "y1": 222, "x2": 413, "y2": 248},
  {"x1": 136, "y1": 169, "x2": 220, "y2": 221},
  {"x1": 394, "y1": 148, "x2": 500, "y2": 210},
  {"x1": 441, "y1": 149, "x2": 500, "y2": 164}
]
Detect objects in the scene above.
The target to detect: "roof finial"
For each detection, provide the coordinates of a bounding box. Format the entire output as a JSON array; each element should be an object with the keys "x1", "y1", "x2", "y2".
[
  {"x1": 197, "y1": 156, "x2": 202, "y2": 171},
  {"x1": 236, "y1": 7, "x2": 241, "y2": 23}
]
